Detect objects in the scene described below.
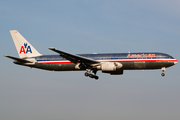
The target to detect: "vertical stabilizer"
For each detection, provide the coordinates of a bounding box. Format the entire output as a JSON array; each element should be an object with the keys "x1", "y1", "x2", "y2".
[{"x1": 10, "y1": 30, "x2": 42, "y2": 58}]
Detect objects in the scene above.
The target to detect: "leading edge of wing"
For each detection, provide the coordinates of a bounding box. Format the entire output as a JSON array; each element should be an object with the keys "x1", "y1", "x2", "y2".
[{"x1": 48, "y1": 48, "x2": 100, "y2": 65}]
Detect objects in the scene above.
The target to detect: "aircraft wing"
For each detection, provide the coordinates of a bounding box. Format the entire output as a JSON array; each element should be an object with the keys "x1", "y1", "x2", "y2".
[
  {"x1": 48, "y1": 48, "x2": 100, "y2": 65},
  {"x1": 4, "y1": 55, "x2": 33, "y2": 63}
]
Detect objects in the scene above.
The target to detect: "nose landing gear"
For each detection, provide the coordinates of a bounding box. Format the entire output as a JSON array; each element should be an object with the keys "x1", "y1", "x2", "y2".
[
  {"x1": 161, "y1": 73, "x2": 165, "y2": 77},
  {"x1": 161, "y1": 67, "x2": 166, "y2": 77},
  {"x1": 84, "y1": 69, "x2": 99, "y2": 80}
]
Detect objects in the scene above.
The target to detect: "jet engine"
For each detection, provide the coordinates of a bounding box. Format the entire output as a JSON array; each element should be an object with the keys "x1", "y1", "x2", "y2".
[
  {"x1": 101, "y1": 62, "x2": 123, "y2": 72},
  {"x1": 102, "y1": 70, "x2": 124, "y2": 75}
]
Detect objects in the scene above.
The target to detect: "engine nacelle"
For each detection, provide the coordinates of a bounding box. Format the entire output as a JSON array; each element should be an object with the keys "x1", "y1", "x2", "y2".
[
  {"x1": 102, "y1": 70, "x2": 123, "y2": 75},
  {"x1": 101, "y1": 62, "x2": 116, "y2": 71},
  {"x1": 101, "y1": 62, "x2": 123, "y2": 72},
  {"x1": 114, "y1": 62, "x2": 123, "y2": 69}
]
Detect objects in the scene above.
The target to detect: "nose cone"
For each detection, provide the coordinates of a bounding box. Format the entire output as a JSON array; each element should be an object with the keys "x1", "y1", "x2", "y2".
[{"x1": 174, "y1": 59, "x2": 178, "y2": 65}]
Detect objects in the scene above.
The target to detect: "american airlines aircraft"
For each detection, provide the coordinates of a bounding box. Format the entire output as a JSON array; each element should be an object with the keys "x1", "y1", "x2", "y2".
[{"x1": 4, "y1": 30, "x2": 178, "y2": 80}]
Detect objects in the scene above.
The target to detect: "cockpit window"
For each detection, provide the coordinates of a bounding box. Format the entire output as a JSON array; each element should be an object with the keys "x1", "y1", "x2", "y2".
[{"x1": 167, "y1": 56, "x2": 172, "y2": 59}]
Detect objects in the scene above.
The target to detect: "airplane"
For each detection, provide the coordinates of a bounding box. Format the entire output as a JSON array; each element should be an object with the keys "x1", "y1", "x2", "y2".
[{"x1": 4, "y1": 30, "x2": 178, "y2": 80}]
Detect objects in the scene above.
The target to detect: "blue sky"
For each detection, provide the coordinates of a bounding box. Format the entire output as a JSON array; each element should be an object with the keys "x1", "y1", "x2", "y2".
[{"x1": 0, "y1": 0, "x2": 180, "y2": 120}]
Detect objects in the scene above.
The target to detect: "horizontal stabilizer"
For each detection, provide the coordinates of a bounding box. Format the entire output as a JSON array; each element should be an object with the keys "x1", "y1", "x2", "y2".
[{"x1": 4, "y1": 55, "x2": 33, "y2": 63}]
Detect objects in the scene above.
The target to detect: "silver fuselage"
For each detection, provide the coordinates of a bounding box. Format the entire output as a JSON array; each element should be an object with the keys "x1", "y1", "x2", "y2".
[{"x1": 14, "y1": 52, "x2": 177, "y2": 72}]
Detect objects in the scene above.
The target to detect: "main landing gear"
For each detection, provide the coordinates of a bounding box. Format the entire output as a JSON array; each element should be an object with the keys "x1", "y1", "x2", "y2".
[
  {"x1": 161, "y1": 67, "x2": 166, "y2": 77},
  {"x1": 84, "y1": 69, "x2": 99, "y2": 80}
]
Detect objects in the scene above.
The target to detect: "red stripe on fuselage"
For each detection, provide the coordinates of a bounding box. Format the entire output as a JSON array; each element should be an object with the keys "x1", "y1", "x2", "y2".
[
  {"x1": 38, "y1": 59, "x2": 177, "y2": 64},
  {"x1": 38, "y1": 61, "x2": 72, "y2": 64}
]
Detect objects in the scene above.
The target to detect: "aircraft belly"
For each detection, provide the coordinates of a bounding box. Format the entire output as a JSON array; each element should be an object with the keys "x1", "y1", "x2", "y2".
[
  {"x1": 57, "y1": 63, "x2": 76, "y2": 71},
  {"x1": 146, "y1": 62, "x2": 174, "y2": 69},
  {"x1": 145, "y1": 62, "x2": 161, "y2": 69},
  {"x1": 121, "y1": 62, "x2": 134, "y2": 69},
  {"x1": 34, "y1": 63, "x2": 76, "y2": 71},
  {"x1": 121, "y1": 61, "x2": 174, "y2": 70}
]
